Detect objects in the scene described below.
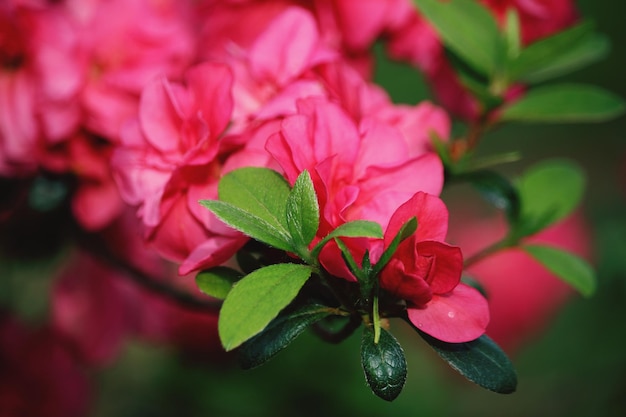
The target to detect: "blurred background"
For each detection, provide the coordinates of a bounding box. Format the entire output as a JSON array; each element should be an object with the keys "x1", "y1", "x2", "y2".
[{"x1": 1, "y1": 0, "x2": 625, "y2": 416}]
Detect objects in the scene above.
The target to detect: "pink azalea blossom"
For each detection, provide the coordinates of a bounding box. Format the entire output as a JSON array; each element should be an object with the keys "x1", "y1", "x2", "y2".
[
  {"x1": 380, "y1": 192, "x2": 489, "y2": 343},
  {"x1": 112, "y1": 62, "x2": 257, "y2": 274},
  {"x1": 69, "y1": 0, "x2": 197, "y2": 141},
  {"x1": 267, "y1": 97, "x2": 444, "y2": 235},
  {"x1": 0, "y1": 3, "x2": 83, "y2": 175}
]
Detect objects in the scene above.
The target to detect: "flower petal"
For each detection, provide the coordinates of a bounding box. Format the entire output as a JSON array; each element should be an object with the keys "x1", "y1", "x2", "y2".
[{"x1": 407, "y1": 283, "x2": 489, "y2": 343}]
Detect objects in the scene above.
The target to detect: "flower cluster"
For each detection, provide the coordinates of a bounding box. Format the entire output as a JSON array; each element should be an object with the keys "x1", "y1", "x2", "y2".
[{"x1": 0, "y1": 0, "x2": 616, "y2": 410}]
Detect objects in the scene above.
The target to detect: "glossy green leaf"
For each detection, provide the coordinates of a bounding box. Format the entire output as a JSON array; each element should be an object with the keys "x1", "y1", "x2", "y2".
[
  {"x1": 361, "y1": 326, "x2": 407, "y2": 401},
  {"x1": 310, "y1": 220, "x2": 383, "y2": 260},
  {"x1": 218, "y1": 167, "x2": 291, "y2": 232},
  {"x1": 514, "y1": 159, "x2": 585, "y2": 237},
  {"x1": 519, "y1": 33, "x2": 610, "y2": 83},
  {"x1": 218, "y1": 263, "x2": 313, "y2": 351},
  {"x1": 500, "y1": 84, "x2": 626, "y2": 123},
  {"x1": 286, "y1": 170, "x2": 319, "y2": 255},
  {"x1": 199, "y1": 200, "x2": 293, "y2": 251},
  {"x1": 415, "y1": 328, "x2": 517, "y2": 394},
  {"x1": 412, "y1": 0, "x2": 504, "y2": 76},
  {"x1": 524, "y1": 245, "x2": 596, "y2": 296},
  {"x1": 195, "y1": 267, "x2": 243, "y2": 300},
  {"x1": 238, "y1": 304, "x2": 333, "y2": 369}
]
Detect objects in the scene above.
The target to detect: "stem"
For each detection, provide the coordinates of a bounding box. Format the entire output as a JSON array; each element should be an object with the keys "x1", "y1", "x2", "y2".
[
  {"x1": 74, "y1": 227, "x2": 221, "y2": 313},
  {"x1": 463, "y1": 236, "x2": 516, "y2": 268},
  {"x1": 373, "y1": 294, "x2": 381, "y2": 344}
]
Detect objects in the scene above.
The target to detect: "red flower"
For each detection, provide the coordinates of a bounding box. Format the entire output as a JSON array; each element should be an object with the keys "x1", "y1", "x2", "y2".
[{"x1": 380, "y1": 192, "x2": 489, "y2": 343}]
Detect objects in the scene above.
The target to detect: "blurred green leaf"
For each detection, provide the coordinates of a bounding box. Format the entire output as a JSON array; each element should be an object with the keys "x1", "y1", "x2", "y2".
[
  {"x1": 195, "y1": 267, "x2": 243, "y2": 300},
  {"x1": 361, "y1": 326, "x2": 407, "y2": 401},
  {"x1": 218, "y1": 263, "x2": 312, "y2": 351},
  {"x1": 311, "y1": 220, "x2": 383, "y2": 260},
  {"x1": 286, "y1": 170, "x2": 319, "y2": 257},
  {"x1": 415, "y1": 329, "x2": 517, "y2": 394},
  {"x1": 508, "y1": 22, "x2": 595, "y2": 81},
  {"x1": 460, "y1": 170, "x2": 521, "y2": 223},
  {"x1": 524, "y1": 244, "x2": 596, "y2": 297},
  {"x1": 500, "y1": 84, "x2": 626, "y2": 123},
  {"x1": 514, "y1": 159, "x2": 585, "y2": 237},
  {"x1": 518, "y1": 34, "x2": 610, "y2": 84},
  {"x1": 504, "y1": 8, "x2": 521, "y2": 60},
  {"x1": 412, "y1": 0, "x2": 504, "y2": 76},
  {"x1": 238, "y1": 304, "x2": 333, "y2": 369}
]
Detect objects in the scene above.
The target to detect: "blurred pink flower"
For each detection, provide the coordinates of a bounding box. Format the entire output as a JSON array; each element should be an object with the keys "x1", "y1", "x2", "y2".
[
  {"x1": 0, "y1": 312, "x2": 91, "y2": 417},
  {"x1": 69, "y1": 0, "x2": 197, "y2": 141},
  {"x1": 448, "y1": 210, "x2": 591, "y2": 353},
  {"x1": 0, "y1": 3, "x2": 83, "y2": 175}
]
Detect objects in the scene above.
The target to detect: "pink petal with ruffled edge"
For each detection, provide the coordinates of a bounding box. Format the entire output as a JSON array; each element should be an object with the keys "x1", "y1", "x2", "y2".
[{"x1": 407, "y1": 283, "x2": 489, "y2": 343}]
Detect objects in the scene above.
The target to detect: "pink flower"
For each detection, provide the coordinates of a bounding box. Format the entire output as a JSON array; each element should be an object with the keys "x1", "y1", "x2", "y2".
[
  {"x1": 52, "y1": 251, "x2": 142, "y2": 366},
  {"x1": 112, "y1": 62, "x2": 257, "y2": 274},
  {"x1": 70, "y1": 0, "x2": 197, "y2": 141},
  {"x1": 380, "y1": 192, "x2": 489, "y2": 343},
  {"x1": 0, "y1": 312, "x2": 91, "y2": 417},
  {"x1": 267, "y1": 97, "x2": 444, "y2": 234},
  {"x1": 0, "y1": 3, "x2": 83, "y2": 175}
]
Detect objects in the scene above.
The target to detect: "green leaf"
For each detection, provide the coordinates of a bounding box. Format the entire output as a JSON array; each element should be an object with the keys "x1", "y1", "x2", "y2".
[
  {"x1": 334, "y1": 238, "x2": 365, "y2": 282},
  {"x1": 412, "y1": 0, "x2": 504, "y2": 76},
  {"x1": 286, "y1": 170, "x2": 320, "y2": 256},
  {"x1": 218, "y1": 263, "x2": 313, "y2": 351},
  {"x1": 361, "y1": 326, "x2": 407, "y2": 401},
  {"x1": 218, "y1": 167, "x2": 291, "y2": 233},
  {"x1": 504, "y1": 8, "x2": 521, "y2": 60},
  {"x1": 514, "y1": 159, "x2": 585, "y2": 237},
  {"x1": 238, "y1": 304, "x2": 333, "y2": 369},
  {"x1": 199, "y1": 200, "x2": 293, "y2": 251},
  {"x1": 500, "y1": 84, "x2": 626, "y2": 123},
  {"x1": 310, "y1": 220, "x2": 383, "y2": 260},
  {"x1": 415, "y1": 329, "x2": 517, "y2": 394},
  {"x1": 460, "y1": 170, "x2": 520, "y2": 223},
  {"x1": 372, "y1": 217, "x2": 417, "y2": 276},
  {"x1": 195, "y1": 267, "x2": 243, "y2": 300},
  {"x1": 523, "y1": 245, "x2": 596, "y2": 296},
  {"x1": 508, "y1": 22, "x2": 592, "y2": 79},
  {"x1": 519, "y1": 34, "x2": 610, "y2": 84},
  {"x1": 508, "y1": 22, "x2": 610, "y2": 83}
]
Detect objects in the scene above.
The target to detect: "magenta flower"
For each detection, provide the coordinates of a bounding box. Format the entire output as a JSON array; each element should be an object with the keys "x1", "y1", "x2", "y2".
[
  {"x1": 380, "y1": 192, "x2": 489, "y2": 343},
  {"x1": 112, "y1": 62, "x2": 250, "y2": 274},
  {"x1": 267, "y1": 97, "x2": 444, "y2": 235}
]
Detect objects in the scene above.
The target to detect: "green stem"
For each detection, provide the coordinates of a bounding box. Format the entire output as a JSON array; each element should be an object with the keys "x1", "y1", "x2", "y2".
[
  {"x1": 373, "y1": 294, "x2": 381, "y2": 344},
  {"x1": 463, "y1": 236, "x2": 517, "y2": 268}
]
